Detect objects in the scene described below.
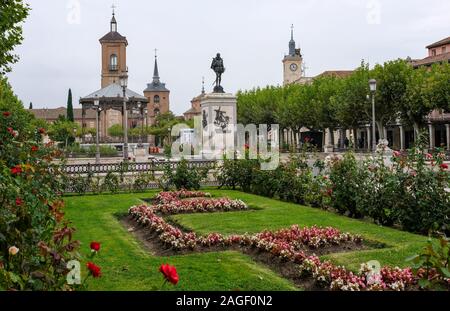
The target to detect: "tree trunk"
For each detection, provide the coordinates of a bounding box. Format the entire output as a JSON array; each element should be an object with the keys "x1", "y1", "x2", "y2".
[
  {"x1": 376, "y1": 121, "x2": 384, "y2": 140},
  {"x1": 328, "y1": 128, "x2": 335, "y2": 146},
  {"x1": 413, "y1": 122, "x2": 420, "y2": 141}
]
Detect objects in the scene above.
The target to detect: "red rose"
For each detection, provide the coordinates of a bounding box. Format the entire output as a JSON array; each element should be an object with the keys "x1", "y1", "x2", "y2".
[
  {"x1": 16, "y1": 198, "x2": 23, "y2": 206},
  {"x1": 38, "y1": 128, "x2": 45, "y2": 134},
  {"x1": 86, "y1": 262, "x2": 101, "y2": 278},
  {"x1": 159, "y1": 263, "x2": 179, "y2": 285},
  {"x1": 31, "y1": 146, "x2": 39, "y2": 152},
  {"x1": 7, "y1": 127, "x2": 16, "y2": 137},
  {"x1": 90, "y1": 241, "x2": 101, "y2": 252},
  {"x1": 440, "y1": 163, "x2": 448, "y2": 170},
  {"x1": 11, "y1": 165, "x2": 22, "y2": 175},
  {"x1": 3, "y1": 111, "x2": 10, "y2": 117}
]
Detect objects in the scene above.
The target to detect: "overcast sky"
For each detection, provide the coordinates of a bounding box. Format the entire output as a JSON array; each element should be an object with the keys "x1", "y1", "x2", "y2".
[{"x1": 6, "y1": 0, "x2": 450, "y2": 115}]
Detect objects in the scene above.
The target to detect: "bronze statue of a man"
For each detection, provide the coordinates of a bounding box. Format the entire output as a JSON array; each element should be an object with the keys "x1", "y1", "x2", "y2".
[{"x1": 211, "y1": 53, "x2": 225, "y2": 93}]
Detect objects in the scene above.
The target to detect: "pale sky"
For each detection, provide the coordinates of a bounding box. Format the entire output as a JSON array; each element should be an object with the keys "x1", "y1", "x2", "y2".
[{"x1": 7, "y1": 0, "x2": 450, "y2": 115}]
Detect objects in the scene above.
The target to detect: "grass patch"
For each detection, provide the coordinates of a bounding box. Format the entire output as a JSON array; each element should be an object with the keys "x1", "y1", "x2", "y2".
[{"x1": 65, "y1": 191, "x2": 297, "y2": 291}]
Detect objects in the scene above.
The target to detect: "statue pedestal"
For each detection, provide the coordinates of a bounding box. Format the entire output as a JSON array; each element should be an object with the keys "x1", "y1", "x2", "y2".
[
  {"x1": 200, "y1": 92, "x2": 237, "y2": 160},
  {"x1": 133, "y1": 147, "x2": 148, "y2": 163}
]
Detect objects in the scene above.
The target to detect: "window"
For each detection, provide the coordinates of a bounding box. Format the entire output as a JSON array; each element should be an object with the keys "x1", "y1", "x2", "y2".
[
  {"x1": 443, "y1": 46, "x2": 447, "y2": 54},
  {"x1": 154, "y1": 95, "x2": 160, "y2": 103},
  {"x1": 110, "y1": 54, "x2": 118, "y2": 71},
  {"x1": 432, "y1": 49, "x2": 437, "y2": 56},
  {"x1": 154, "y1": 108, "x2": 160, "y2": 116}
]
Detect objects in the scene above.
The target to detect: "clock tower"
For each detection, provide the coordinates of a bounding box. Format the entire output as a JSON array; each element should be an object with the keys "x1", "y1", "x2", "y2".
[
  {"x1": 282, "y1": 25, "x2": 303, "y2": 85},
  {"x1": 99, "y1": 10, "x2": 128, "y2": 88}
]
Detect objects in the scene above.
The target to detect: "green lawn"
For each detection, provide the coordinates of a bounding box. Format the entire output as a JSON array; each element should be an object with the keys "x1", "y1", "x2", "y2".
[{"x1": 64, "y1": 189, "x2": 428, "y2": 290}]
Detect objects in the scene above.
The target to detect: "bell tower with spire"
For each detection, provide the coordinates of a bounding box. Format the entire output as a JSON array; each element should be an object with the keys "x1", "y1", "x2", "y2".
[
  {"x1": 144, "y1": 50, "x2": 170, "y2": 131},
  {"x1": 282, "y1": 24, "x2": 303, "y2": 85},
  {"x1": 100, "y1": 7, "x2": 128, "y2": 88}
]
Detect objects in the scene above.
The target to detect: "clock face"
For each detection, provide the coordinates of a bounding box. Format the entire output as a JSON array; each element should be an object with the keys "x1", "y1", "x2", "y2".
[{"x1": 290, "y1": 63, "x2": 298, "y2": 72}]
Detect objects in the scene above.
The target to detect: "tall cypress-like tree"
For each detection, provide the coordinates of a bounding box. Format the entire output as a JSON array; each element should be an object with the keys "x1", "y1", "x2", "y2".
[
  {"x1": 29, "y1": 102, "x2": 32, "y2": 109},
  {"x1": 66, "y1": 88, "x2": 74, "y2": 122}
]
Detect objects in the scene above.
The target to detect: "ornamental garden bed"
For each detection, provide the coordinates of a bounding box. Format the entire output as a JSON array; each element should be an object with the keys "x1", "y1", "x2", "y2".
[{"x1": 123, "y1": 190, "x2": 419, "y2": 291}]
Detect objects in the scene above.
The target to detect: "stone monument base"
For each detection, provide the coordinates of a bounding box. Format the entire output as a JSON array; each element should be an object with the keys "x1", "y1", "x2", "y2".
[
  {"x1": 133, "y1": 147, "x2": 148, "y2": 163},
  {"x1": 200, "y1": 92, "x2": 237, "y2": 160}
]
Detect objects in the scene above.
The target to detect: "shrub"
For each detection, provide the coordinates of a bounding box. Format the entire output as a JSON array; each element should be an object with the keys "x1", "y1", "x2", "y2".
[
  {"x1": 217, "y1": 157, "x2": 241, "y2": 190},
  {"x1": 304, "y1": 175, "x2": 333, "y2": 210},
  {"x1": 171, "y1": 159, "x2": 207, "y2": 190},
  {"x1": 90, "y1": 176, "x2": 103, "y2": 195},
  {"x1": 394, "y1": 143, "x2": 449, "y2": 234},
  {"x1": 217, "y1": 157, "x2": 258, "y2": 192},
  {"x1": 357, "y1": 155, "x2": 400, "y2": 226},
  {"x1": 133, "y1": 172, "x2": 154, "y2": 192},
  {"x1": 251, "y1": 169, "x2": 280, "y2": 198},
  {"x1": 407, "y1": 236, "x2": 450, "y2": 290},
  {"x1": 70, "y1": 173, "x2": 90, "y2": 195},
  {"x1": 328, "y1": 152, "x2": 364, "y2": 218},
  {"x1": 159, "y1": 163, "x2": 174, "y2": 191},
  {"x1": 1, "y1": 80, "x2": 80, "y2": 290},
  {"x1": 103, "y1": 172, "x2": 120, "y2": 193}
]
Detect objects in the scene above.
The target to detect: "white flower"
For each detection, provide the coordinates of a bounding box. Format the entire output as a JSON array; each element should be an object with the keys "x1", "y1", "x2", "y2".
[{"x1": 9, "y1": 246, "x2": 19, "y2": 256}]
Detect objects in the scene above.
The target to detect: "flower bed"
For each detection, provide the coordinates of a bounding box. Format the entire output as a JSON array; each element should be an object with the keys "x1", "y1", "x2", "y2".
[
  {"x1": 154, "y1": 190, "x2": 212, "y2": 205},
  {"x1": 153, "y1": 198, "x2": 247, "y2": 214},
  {"x1": 127, "y1": 191, "x2": 418, "y2": 291},
  {"x1": 151, "y1": 190, "x2": 247, "y2": 214}
]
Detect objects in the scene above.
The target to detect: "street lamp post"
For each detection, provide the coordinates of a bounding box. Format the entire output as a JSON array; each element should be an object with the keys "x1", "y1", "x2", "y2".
[
  {"x1": 137, "y1": 102, "x2": 144, "y2": 148},
  {"x1": 120, "y1": 75, "x2": 129, "y2": 161},
  {"x1": 94, "y1": 96, "x2": 101, "y2": 164},
  {"x1": 168, "y1": 127, "x2": 172, "y2": 146},
  {"x1": 369, "y1": 79, "x2": 377, "y2": 153}
]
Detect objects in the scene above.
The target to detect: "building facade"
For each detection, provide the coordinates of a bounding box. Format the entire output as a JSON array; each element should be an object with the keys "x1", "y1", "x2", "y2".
[
  {"x1": 183, "y1": 79, "x2": 205, "y2": 121},
  {"x1": 282, "y1": 25, "x2": 304, "y2": 85},
  {"x1": 31, "y1": 11, "x2": 171, "y2": 146}
]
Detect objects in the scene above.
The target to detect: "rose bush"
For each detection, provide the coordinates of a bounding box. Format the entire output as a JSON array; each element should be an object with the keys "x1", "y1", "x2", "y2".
[{"x1": 0, "y1": 92, "x2": 80, "y2": 290}]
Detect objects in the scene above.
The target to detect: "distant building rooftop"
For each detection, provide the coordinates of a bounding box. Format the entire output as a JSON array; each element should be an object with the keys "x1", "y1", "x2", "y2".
[
  {"x1": 411, "y1": 52, "x2": 450, "y2": 68},
  {"x1": 316, "y1": 70, "x2": 354, "y2": 78},
  {"x1": 426, "y1": 37, "x2": 450, "y2": 49}
]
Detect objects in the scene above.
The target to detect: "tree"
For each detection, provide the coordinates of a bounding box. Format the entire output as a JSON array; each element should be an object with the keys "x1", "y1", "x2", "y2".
[
  {"x1": 108, "y1": 124, "x2": 123, "y2": 137},
  {"x1": 0, "y1": 77, "x2": 33, "y2": 138},
  {"x1": 311, "y1": 75, "x2": 344, "y2": 146},
  {"x1": 66, "y1": 88, "x2": 74, "y2": 122},
  {"x1": 148, "y1": 111, "x2": 186, "y2": 146},
  {"x1": 371, "y1": 59, "x2": 411, "y2": 139},
  {"x1": 0, "y1": 0, "x2": 30, "y2": 74},
  {"x1": 396, "y1": 66, "x2": 432, "y2": 137},
  {"x1": 335, "y1": 62, "x2": 371, "y2": 146},
  {"x1": 48, "y1": 115, "x2": 79, "y2": 149},
  {"x1": 28, "y1": 102, "x2": 32, "y2": 109},
  {"x1": 425, "y1": 62, "x2": 450, "y2": 113}
]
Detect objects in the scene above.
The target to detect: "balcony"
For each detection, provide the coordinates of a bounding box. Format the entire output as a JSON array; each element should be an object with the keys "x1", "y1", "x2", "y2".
[{"x1": 109, "y1": 65, "x2": 118, "y2": 71}]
